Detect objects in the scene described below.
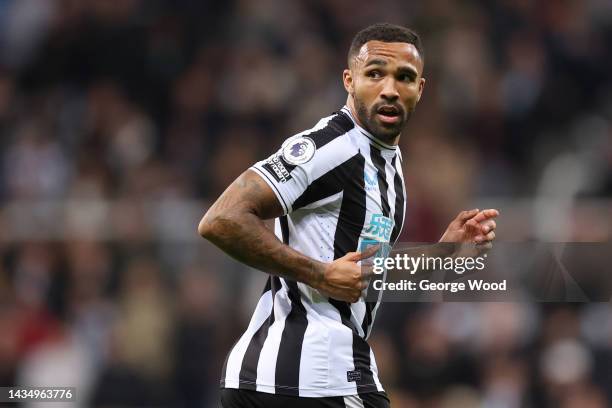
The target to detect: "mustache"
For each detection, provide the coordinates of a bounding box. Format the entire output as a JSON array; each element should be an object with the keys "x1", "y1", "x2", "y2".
[{"x1": 371, "y1": 102, "x2": 405, "y2": 117}]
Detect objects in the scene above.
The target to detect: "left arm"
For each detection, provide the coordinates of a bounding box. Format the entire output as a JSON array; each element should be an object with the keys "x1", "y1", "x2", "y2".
[{"x1": 385, "y1": 208, "x2": 499, "y2": 275}]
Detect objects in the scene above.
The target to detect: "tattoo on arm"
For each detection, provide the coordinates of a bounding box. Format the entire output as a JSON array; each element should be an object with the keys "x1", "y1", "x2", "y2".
[{"x1": 199, "y1": 170, "x2": 325, "y2": 287}]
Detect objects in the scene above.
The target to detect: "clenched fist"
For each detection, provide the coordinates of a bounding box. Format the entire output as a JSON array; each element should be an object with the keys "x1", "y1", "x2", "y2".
[{"x1": 313, "y1": 245, "x2": 379, "y2": 303}]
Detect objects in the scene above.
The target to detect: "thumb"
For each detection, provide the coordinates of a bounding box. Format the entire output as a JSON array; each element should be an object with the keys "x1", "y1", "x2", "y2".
[{"x1": 346, "y1": 244, "x2": 381, "y2": 262}]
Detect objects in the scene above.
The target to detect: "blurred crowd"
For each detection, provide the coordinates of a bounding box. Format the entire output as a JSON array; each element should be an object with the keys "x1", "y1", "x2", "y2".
[{"x1": 0, "y1": 0, "x2": 611, "y2": 406}]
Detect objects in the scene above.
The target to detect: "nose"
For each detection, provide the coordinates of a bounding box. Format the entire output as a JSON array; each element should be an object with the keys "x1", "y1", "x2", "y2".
[{"x1": 380, "y1": 77, "x2": 399, "y2": 101}]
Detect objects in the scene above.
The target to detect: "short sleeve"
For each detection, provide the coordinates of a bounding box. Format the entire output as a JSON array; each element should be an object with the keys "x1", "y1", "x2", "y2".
[
  {"x1": 251, "y1": 112, "x2": 357, "y2": 214},
  {"x1": 251, "y1": 134, "x2": 357, "y2": 215},
  {"x1": 249, "y1": 135, "x2": 311, "y2": 214}
]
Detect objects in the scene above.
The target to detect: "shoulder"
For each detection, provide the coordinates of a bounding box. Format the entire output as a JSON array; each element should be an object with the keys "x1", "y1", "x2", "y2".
[
  {"x1": 280, "y1": 111, "x2": 359, "y2": 168},
  {"x1": 306, "y1": 110, "x2": 355, "y2": 149}
]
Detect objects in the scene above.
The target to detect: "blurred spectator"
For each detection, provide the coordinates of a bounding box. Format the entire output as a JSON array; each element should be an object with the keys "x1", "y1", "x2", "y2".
[{"x1": 0, "y1": 0, "x2": 610, "y2": 407}]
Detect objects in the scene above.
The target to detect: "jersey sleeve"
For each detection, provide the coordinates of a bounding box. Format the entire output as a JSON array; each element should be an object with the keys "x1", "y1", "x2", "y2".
[{"x1": 250, "y1": 131, "x2": 356, "y2": 215}]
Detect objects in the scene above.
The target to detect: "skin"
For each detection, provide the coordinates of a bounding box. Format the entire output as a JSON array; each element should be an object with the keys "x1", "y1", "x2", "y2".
[
  {"x1": 199, "y1": 39, "x2": 499, "y2": 303},
  {"x1": 343, "y1": 41, "x2": 425, "y2": 145}
]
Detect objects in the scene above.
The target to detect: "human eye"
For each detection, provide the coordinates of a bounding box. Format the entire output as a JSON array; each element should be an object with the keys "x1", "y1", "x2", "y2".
[
  {"x1": 398, "y1": 73, "x2": 415, "y2": 82},
  {"x1": 366, "y1": 70, "x2": 382, "y2": 79}
]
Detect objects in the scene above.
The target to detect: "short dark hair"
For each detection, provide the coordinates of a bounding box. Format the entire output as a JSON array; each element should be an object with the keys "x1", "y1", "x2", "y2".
[{"x1": 348, "y1": 23, "x2": 423, "y2": 66}]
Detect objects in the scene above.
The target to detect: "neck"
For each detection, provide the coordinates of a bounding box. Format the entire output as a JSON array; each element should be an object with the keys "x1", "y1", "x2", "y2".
[{"x1": 346, "y1": 96, "x2": 401, "y2": 146}]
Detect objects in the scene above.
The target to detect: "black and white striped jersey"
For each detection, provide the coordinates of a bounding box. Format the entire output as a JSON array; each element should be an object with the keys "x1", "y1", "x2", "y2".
[{"x1": 220, "y1": 106, "x2": 406, "y2": 398}]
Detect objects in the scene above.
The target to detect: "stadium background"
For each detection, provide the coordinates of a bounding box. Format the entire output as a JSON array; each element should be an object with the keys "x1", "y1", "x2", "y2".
[{"x1": 0, "y1": 0, "x2": 611, "y2": 406}]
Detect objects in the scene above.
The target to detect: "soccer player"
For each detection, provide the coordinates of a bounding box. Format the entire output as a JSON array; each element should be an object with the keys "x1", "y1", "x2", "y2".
[{"x1": 199, "y1": 23, "x2": 498, "y2": 408}]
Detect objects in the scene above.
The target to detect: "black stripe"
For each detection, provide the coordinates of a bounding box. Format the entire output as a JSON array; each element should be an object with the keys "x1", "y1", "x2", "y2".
[
  {"x1": 239, "y1": 293, "x2": 275, "y2": 390},
  {"x1": 333, "y1": 154, "x2": 367, "y2": 258},
  {"x1": 256, "y1": 111, "x2": 353, "y2": 213},
  {"x1": 262, "y1": 276, "x2": 272, "y2": 293},
  {"x1": 327, "y1": 152, "x2": 377, "y2": 393},
  {"x1": 306, "y1": 111, "x2": 354, "y2": 149},
  {"x1": 390, "y1": 156, "x2": 405, "y2": 244},
  {"x1": 279, "y1": 216, "x2": 289, "y2": 244},
  {"x1": 361, "y1": 302, "x2": 373, "y2": 339},
  {"x1": 329, "y1": 299, "x2": 377, "y2": 394},
  {"x1": 274, "y1": 216, "x2": 308, "y2": 395},
  {"x1": 272, "y1": 111, "x2": 354, "y2": 182},
  {"x1": 293, "y1": 155, "x2": 358, "y2": 210},
  {"x1": 369, "y1": 147, "x2": 391, "y2": 217},
  {"x1": 274, "y1": 279, "x2": 308, "y2": 395},
  {"x1": 238, "y1": 275, "x2": 282, "y2": 389},
  {"x1": 237, "y1": 279, "x2": 282, "y2": 388}
]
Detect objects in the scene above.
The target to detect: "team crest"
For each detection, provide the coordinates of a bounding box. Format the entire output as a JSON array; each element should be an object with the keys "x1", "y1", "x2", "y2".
[{"x1": 282, "y1": 137, "x2": 316, "y2": 165}]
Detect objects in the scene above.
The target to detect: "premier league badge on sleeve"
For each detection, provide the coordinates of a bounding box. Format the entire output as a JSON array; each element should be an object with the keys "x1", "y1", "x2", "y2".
[{"x1": 282, "y1": 137, "x2": 316, "y2": 165}]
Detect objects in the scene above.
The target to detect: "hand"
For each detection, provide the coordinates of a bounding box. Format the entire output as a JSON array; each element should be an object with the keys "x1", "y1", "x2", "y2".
[
  {"x1": 439, "y1": 208, "x2": 499, "y2": 250},
  {"x1": 314, "y1": 245, "x2": 379, "y2": 303}
]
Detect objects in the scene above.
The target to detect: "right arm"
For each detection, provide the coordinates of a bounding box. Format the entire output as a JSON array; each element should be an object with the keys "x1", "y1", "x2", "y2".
[{"x1": 198, "y1": 169, "x2": 374, "y2": 302}]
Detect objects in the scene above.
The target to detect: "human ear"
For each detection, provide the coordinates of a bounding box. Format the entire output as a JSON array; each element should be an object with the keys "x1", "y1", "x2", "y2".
[
  {"x1": 416, "y1": 77, "x2": 426, "y2": 103},
  {"x1": 343, "y1": 69, "x2": 354, "y2": 95}
]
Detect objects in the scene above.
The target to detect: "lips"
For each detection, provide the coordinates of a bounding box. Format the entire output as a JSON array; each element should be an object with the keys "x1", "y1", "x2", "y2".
[
  {"x1": 377, "y1": 105, "x2": 400, "y2": 116},
  {"x1": 376, "y1": 105, "x2": 402, "y2": 124}
]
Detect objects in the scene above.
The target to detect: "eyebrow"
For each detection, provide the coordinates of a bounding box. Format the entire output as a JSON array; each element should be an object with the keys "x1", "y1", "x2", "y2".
[
  {"x1": 364, "y1": 60, "x2": 419, "y2": 78},
  {"x1": 364, "y1": 59, "x2": 387, "y2": 67}
]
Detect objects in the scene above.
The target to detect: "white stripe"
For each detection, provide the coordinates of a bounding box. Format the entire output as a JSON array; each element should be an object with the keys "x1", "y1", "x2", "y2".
[
  {"x1": 256, "y1": 286, "x2": 291, "y2": 391},
  {"x1": 224, "y1": 290, "x2": 273, "y2": 387},
  {"x1": 370, "y1": 348, "x2": 385, "y2": 392},
  {"x1": 298, "y1": 296, "x2": 331, "y2": 393},
  {"x1": 288, "y1": 195, "x2": 342, "y2": 265},
  {"x1": 298, "y1": 135, "x2": 357, "y2": 181},
  {"x1": 343, "y1": 395, "x2": 365, "y2": 408}
]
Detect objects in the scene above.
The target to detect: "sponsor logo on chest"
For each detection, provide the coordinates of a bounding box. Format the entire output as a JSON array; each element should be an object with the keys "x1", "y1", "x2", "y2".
[
  {"x1": 364, "y1": 170, "x2": 378, "y2": 192},
  {"x1": 364, "y1": 213, "x2": 393, "y2": 242}
]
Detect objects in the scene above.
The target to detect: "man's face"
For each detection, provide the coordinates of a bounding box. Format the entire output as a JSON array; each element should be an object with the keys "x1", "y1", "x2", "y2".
[{"x1": 344, "y1": 41, "x2": 425, "y2": 141}]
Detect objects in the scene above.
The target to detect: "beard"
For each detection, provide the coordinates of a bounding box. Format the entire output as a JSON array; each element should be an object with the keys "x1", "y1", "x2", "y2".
[{"x1": 354, "y1": 97, "x2": 413, "y2": 143}]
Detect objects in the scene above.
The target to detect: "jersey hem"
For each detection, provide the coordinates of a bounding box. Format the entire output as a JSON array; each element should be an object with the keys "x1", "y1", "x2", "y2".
[{"x1": 220, "y1": 379, "x2": 383, "y2": 398}]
